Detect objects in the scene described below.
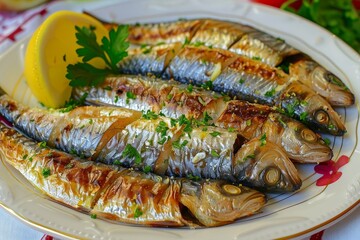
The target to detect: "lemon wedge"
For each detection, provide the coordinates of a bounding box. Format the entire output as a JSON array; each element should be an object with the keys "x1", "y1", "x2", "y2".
[{"x1": 24, "y1": 10, "x2": 108, "y2": 108}]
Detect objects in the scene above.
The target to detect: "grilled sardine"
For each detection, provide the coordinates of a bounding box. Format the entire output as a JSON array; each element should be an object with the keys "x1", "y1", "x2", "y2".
[
  {"x1": 95, "y1": 17, "x2": 354, "y2": 106},
  {"x1": 0, "y1": 94, "x2": 302, "y2": 192},
  {"x1": 117, "y1": 44, "x2": 346, "y2": 135},
  {"x1": 72, "y1": 75, "x2": 333, "y2": 163},
  {"x1": 0, "y1": 123, "x2": 266, "y2": 227}
]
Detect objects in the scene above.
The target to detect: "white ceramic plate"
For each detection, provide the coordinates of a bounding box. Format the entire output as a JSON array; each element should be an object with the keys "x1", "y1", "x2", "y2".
[{"x1": 0, "y1": 0, "x2": 359, "y2": 239}]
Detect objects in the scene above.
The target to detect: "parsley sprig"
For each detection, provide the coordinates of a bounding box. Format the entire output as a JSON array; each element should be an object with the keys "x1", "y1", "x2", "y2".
[{"x1": 66, "y1": 25, "x2": 129, "y2": 87}]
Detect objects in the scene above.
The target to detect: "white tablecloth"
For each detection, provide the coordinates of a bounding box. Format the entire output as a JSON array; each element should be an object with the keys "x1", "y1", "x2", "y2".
[{"x1": 0, "y1": 1, "x2": 359, "y2": 239}]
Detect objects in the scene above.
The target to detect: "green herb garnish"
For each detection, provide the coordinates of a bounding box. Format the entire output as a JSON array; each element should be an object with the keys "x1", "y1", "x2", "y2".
[
  {"x1": 187, "y1": 84, "x2": 193, "y2": 93},
  {"x1": 42, "y1": 167, "x2": 51, "y2": 178},
  {"x1": 66, "y1": 25, "x2": 129, "y2": 87},
  {"x1": 172, "y1": 139, "x2": 188, "y2": 149},
  {"x1": 121, "y1": 144, "x2": 142, "y2": 164},
  {"x1": 211, "y1": 149, "x2": 220, "y2": 157},
  {"x1": 324, "y1": 138, "x2": 331, "y2": 146},
  {"x1": 243, "y1": 153, "x2": 255, "y2": 161},
  {"x1": 60, "y1": 92, "x2": 88, "y2": 113},
  {"x1": 142, "y1": 110, "x2": 158, "y2": 120},
  {"x1": 143, "y1": 165, "x2": 152, "y2": 173},
  {"x1": 281, "y1": 0, "x2": 360, "y2": 52},
  {"x1": 126, "y1": 91, "x2": 136, "y2": 104},
  {"x1": 260, "y1": 133, "x2": 267, "y2": 146},
  {"x1": 210, "y1": 131, "x2": 221, "y2": 137},
  {"x1": 300, "y1": 111, "x2": 308, "y2": 121},
  {"x1": 228, "y1": 127, "x2": 235, "y2": 132},
  {"x1": 246, "y1": 119, "x2": 252, "y2": 126},
  {"x1": 265, "y1": 88, "x2": 276, "y2": 97},
  {"x1": 201, "y1": 81, "x2": 213, "y2": 90},
  {"x1": 38, "y1": 141, "x2": 47, "y2": 148}
]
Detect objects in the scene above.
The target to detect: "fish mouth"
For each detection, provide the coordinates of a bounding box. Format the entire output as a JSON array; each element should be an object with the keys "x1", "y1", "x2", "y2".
[
  {"x1": 286, "y1": 143, "x2": 333, "y2": 163},
  {"x1": 292, "y1": 145, "x2": 333, "y2": 163},
  {"x1": 231, "y1": 190, "x2": 266, "y2": 216}
]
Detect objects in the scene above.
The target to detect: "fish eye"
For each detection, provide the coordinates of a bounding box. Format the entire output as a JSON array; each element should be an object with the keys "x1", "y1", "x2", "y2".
[
  {"x1": 222, "y1": 184, "x2": 242, "y2": 195},
  {"x1": 262, "y1": 167, "x2": 281, "y2": 186},
  {"x1": 315, "y1": 110, "x2": 329, "y2": 124},
  {"x1": 301, "y1": 128, "x2": 317, "y2": 143}
]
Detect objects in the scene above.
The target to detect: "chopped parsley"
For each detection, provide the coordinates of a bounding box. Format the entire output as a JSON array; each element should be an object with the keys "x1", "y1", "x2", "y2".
[
  {"x1": 60, "y1": 92, "x2": 88, "y2": 113},
  {"x1": 126, "y1": 91, "x2": 136, "y2": 104},
  {"x1": 260, "y1": 133, "x2": 267, "y2": 146},
  {"x1": 90, "y1": 213, "x2": 97, "y2": 219},
  {"x1": 156, "y1": 121, "x2": 169, "y2": 145},
  {"x1": 38, "y1": 141, "x2": 47, "y2": 148},
  {"x1": 324, "y1": 138, "x2": 331, "y2": 146},
  {"x1": 300, "y1": 111, "x2": 308, "y2": 121},
  {"x1": 265, "y1": 88, "x2": 276, "y2": 97},
  {"x1": 187, "y1": 84, "x2": 193, "y2": 93},
  {"x1": 142, "y1": 110, "x2": 158, "y2": 120},
  {"x1": 114, "y1": 95, "x2": 119, "y2": 103},
  {"x1": 192, "y1": 41, "x2": 205, "y2": 47},
  {"x1": 201, "y1": 80, "x2": 213, "y2": 90},
  {"x1": 183, "y1": 37, "x2": 190, "y2": 46},
  {"x1": 227, "y1": 127, "x2": 235, "y2": 132},
  {"x1": 243, "y1": 153, "x2": 255, "y2": 161},
  {"x1": 134, "y1": 206, "x2": 143, "y2": 218},
  {"x1": 187, "y1": 174, "x2": 201, "y2": 181},
  {"x1": 239, "y1": 78, "x2": 245, "y2": 84},
  {"x1": 103, "y1": 86, "x2": 112, "y2": 91},
  {"x1": 172, "y1": 139, "x2": 188, "y2": 149},
  {"x1": 210, "y1": 131, "x2": 221, "y2": 137},
  {"x1": 252, "y1": 56, "x2": 262, "y2": 61},
  {"x1": 42, "y1": 167, "x2": 51, "y2": 178},
  {"x1": 143, "y1": 165, "x2": 152, "y2": 173},
  {"x1": 211, "y1": 149, "x2": 220, "y2": 157},
  {"x1": 277, "y1": 61, "x2": 290, "y2": 74},
  {"x1": 246, "y1": 119, "x2": 252, "y2": 126},
  {"x1": 121, "y1": 144, "x2": 142, "y2": 164},
  {"x1": 170, "y1": 118, "x2": 178, "y2": 127},
  {"x1": 113, "y1": 159, "x2": 122, "y2": 165},
  {"x1": 167, "y1": 93, "x2": 173, "y2": 100},
  {"x1": 22, "y1": 154, "x2": 28, "y2": 160}
]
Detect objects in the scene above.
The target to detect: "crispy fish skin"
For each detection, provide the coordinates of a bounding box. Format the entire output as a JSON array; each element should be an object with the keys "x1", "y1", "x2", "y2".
[
  {"x1": 123, "y1": 18, "x2": 299, "y2": 66},
  {"x1": 0, "y1": 94, "x2": 301, "y2": 192},
  {"x1": 115, "y1": 18, "x2": 353, "y2": 107},
  {"x1": 128, "y1": 19, "x2": 202, "y2": 45},
  {"x1": 72, "y1": 75, "x2": 332, "y2": 163},
  {"x1": 122, "y1": 44, "x2": 345, "y2": 135},
  {"x1": 0, "y1": 123, "x2": 266, "y2": 227}
]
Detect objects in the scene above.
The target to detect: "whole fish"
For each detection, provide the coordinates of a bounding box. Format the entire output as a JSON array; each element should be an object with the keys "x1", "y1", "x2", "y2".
[
  {"x1": 0, "y1": 94, "x2": 302, "y2": 192},
  {"x1": 95, "y1": 16, "x2": 354, "y2": 106},
  {"x1": 0, "y1": 123, "x2": 266, "y2": 227},
  {"x1": 117, "y1": 44, "x2": 346, "y2": 136},
  {"x1": 72, "y1": 74, "x2": 333, "y2": 163}
]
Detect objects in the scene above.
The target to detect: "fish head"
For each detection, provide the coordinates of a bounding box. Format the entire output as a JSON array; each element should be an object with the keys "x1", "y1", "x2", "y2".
[
  {"x1": 290, "y1": 60, "x2": 354, "y2": 107},
  {"x1": 179, "y1": 179, "x2": 265, "y2": 227},
  {"x1": 281, "y1": 81, "x2": 346, "y2": 136},
  {"x1": 263, "y1": 113, "x2": 333, "y2": 163},
  {"x1": 310, "y1": 66, "x2": 354, "y2": 106},
  {"x1": 234, "y1": 137, "x2": 302, "y2": 192}
]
